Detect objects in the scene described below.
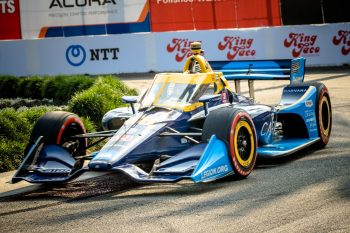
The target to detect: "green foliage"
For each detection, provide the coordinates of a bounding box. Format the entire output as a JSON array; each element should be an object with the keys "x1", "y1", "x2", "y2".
[
  {"x1": 0, "y1": 76, "x2": 19, "y2": 98},
  {"x1": 0, "y1": 75, "x2": 95, "y2": 105},
  {"x1": 0, "y1": 108, "x2": 30, "y2": 142},
  {"x1": 0, "y1": 139, "x2": 26, "y2": 172},
  {"x1": 17, "y1": 106, "x2": 59, "y2": 125},
  {"x1": 80, "y1": 116, "x2": 97, "y2": 133},
  {"x1": 0, "y1": 98, "x2": 53, "y2": 109},
  {"x1": 0, "y1": 108, "x2": 31, "y2": 172},
  {"x1": 68, "y1": 76, "x2": 137, "y2": 127}
]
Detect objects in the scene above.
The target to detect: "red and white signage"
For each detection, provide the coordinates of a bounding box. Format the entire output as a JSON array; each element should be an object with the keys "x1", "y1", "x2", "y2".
[
  {"x1": 332, "y1": 30, "x2": 350, "y2": 56},
  {"x1": 218, "y1": 36, "x2": 256, "y2": 60},
  {"x1": 284, "y1": 33, "x2": 320, "y2": 58},
  {"x1": 0, "y1": 23, "x2": 349, "y2": 76},
  {"x1": 156, "y1": 23, "x2": 349, "y2": 70},
  {"x1": 0, "y1": 0, "x2": 21, "y2": 40},
  {"x1": 166, "y1": 38, "x2": 199, "y2": 62}
]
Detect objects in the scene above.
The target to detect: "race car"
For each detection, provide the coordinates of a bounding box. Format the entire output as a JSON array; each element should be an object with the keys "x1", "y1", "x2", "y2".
[{"x1": 12, "y1": 55, "x2": 332, "y2": 184}]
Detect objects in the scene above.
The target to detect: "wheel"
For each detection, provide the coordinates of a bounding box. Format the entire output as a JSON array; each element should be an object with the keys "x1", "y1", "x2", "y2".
[
  {"x1": 202, "y1": 107, "x2": 257, "y2": 178},
  {"x1": 28, "y1": 111, "x2": 87, "y2": 158},
  {"x1": 307, "y1": 82, "x2": 332, "y2": 148}
]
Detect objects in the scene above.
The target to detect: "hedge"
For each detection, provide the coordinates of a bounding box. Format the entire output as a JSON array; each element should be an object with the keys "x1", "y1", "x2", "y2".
[
  {"x1": 0, "y1": 98, "x2": 53, "y2": 109},
  {"x1": 0, "y1": 75, "x2": 95, "y2": 105},
  {"x1": 0, "y1": 106, "x2": 53, "y2": 172},
  {"x1": 68, "y1": 75, "x2": 137, "y2": 127}
]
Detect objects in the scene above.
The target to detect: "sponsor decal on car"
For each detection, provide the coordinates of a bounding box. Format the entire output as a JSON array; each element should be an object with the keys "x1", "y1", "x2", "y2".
[
  {"x1": 284, "y1": 33, "x2": 320, "y2": 57},
  {"x1": 218, "y1": 36, "x2": 256, "y2": 60},
  {"x1": 332, "y1": 30, "x2": 350, "y2": 56},
  {"x1": 305, "y1": 100, "x2": 313, "y2": 107},
  {"x1": 305, "y1": 109, "x2": 317, "y2": 132},
  {"x1": 201, "y1": 165, "x2": 228, "y2": 180},
  {"x1": 283, "y1": 87, "x2": 308, "y2": 93},
  {"x1": 260, "y1": 122, "x2": 273, "y2": 137}
]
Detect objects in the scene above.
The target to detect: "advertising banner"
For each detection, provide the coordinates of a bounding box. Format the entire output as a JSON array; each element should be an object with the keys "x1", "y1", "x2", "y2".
[
  {"x1": 0, "y1": 33, "x2": 151, "y2": 76},
  {"x1": 0, "y1": 23, "x2": 349, "y2": 76},
  {"x1": 150, "y1": 0, "x2": 281, "y2": 32},
  {"x1": 154, "y1": 29, "x2": 267, "y2": 71},
  {"x1": 0, "y1": 0, "x2": 21, "y2": 40},
  {"x1": 19, "y1": 0, "x2": 150, "y2": 39},
  {"x1": 155, "y1": 23, "x2": 350, "y2": 71}
]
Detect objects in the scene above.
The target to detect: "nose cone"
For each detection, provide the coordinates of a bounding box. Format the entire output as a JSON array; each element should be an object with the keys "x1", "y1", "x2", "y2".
[{"x1": 88, "y1": 109, "x2": 183, "y2": 171}]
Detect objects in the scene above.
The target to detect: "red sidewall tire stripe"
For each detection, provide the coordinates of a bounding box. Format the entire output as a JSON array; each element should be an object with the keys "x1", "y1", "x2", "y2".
[{"x1": 56, "y1": 116, "x2": 87, "y2": 146}]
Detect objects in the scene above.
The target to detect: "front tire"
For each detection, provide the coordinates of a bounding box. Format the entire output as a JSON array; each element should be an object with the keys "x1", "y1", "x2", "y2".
[
  {"x1": 28, "y1": 111, "x2": 87, "y2": 159},
  {"x1": 202, "y1": 107, "x2": 257, "y2": 178}
]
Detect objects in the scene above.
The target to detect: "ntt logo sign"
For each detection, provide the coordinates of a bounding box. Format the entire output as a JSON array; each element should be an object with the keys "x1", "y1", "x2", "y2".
[
  {"x1": 66, "y1": 45, "x2": 86, "y2": 66},
  {"x1": 66, "y1": 44, "x2": 120, "y2": 67}
]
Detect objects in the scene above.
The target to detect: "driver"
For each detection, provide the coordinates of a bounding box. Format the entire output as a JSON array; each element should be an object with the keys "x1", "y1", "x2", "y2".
[{"x1": 183, "y1": 42, "x2": 213, "y2": 73}]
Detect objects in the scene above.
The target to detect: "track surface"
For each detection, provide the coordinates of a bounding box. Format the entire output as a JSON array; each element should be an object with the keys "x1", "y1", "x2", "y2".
[{"x1": 1, "y1": 68, "x2": 350, "y2": 233}]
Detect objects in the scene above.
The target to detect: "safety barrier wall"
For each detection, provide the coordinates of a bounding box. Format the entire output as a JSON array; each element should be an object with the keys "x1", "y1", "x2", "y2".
[{"x1": 0, "y1": 23, "x2": 349, "y2": 76}]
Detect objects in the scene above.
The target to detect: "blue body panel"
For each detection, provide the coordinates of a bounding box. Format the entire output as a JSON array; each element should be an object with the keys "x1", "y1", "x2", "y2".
[
  {"x1": 278, "y1": 86, "x2": 319, "y2": 139},
  {"x1": 112, "y1": 136, "x2": 233, "y2": 183},
  {"x1": 258, "y1": 138, "x2": 320, "y2": 158},
  {"x1": 191, "y1": 135, "x2": 234, "y2": 182},
  {"x1": 89, "y1": 109, "x2": 192, "y2": 170},
  {"x1": 210, "y1": 58, "x2": 305, "y2": 84}
]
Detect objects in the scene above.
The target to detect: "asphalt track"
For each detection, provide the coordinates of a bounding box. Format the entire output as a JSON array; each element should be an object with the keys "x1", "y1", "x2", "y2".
[{"x1": 0, "y1": 68, "x2": 349, "y2": 233}]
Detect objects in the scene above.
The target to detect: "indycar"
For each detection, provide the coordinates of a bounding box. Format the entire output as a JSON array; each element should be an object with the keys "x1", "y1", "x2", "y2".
[{"x1": 12, "y1": 56, "x2": 332, "y2": 184}]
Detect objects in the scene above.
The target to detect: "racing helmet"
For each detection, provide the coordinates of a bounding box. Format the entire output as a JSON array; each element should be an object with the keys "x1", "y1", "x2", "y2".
[{"x1": 190, "y1": 41, "x2": 202, "y2": 55}]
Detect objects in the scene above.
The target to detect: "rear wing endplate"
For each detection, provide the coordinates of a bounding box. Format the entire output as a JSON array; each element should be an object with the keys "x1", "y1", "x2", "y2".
[{"x1": 210, "y1": 58, "x2": 305, "y2": 98}]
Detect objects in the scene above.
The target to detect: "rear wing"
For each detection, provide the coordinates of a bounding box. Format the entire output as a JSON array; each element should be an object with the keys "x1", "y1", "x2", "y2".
[{"x1": 210, "y1": 58, "x2": 305, "y2": 98}]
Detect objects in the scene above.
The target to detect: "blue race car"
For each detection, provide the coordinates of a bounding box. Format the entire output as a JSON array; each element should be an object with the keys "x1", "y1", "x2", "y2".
[{"x1": 12, "y1": 57, "x2": 332, "y2": 184}]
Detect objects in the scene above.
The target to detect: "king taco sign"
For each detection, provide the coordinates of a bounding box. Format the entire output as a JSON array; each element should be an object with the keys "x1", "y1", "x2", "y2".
[
  {"x1": 166, "y1": 38, "x2": 200, "y2": 62},
  {"x1": 332, "y1": 30, "x2": 350, "y2": 56},
  {"x1": 284, "y1": 33, "x2": 320, "y2": 57},
  {"x1": 218, "y1": 36, "x2": 256, "y2": 60}
]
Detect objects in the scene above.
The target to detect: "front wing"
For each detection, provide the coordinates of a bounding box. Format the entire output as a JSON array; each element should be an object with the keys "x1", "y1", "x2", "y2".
[{"x1": 12, "y1": 135, "x2": 234, "y2": 184}]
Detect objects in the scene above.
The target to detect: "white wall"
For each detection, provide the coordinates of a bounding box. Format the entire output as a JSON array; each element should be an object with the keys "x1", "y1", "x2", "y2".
[{"x1": 0, "y1": 23, "x2": 349, "y2": 76}]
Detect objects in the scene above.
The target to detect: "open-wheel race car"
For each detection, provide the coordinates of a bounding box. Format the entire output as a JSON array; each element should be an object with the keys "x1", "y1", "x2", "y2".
[{"x1": 12, "y1": 54, "x2": 332, "y2": 184}]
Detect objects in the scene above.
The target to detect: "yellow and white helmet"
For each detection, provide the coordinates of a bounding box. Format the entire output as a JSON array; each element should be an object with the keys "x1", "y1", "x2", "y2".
[{"x1": 190, "y1": 41, "x2": 202, "y2": 55}]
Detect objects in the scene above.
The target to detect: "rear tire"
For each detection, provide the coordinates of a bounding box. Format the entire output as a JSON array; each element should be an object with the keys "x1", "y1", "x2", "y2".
[
  {"x1": 28, "y1": 111, "x2": 87, "y2": 160},
  {"x1": 307, "y1": 82, "x2": 332, "y2": 148},
  {"x1": 202, "y1": 107, "x2": 257, "y2": 178}
]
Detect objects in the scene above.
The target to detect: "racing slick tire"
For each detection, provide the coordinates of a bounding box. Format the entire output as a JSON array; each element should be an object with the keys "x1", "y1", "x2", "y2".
[
  {"x1": 307, "y1": 82, "x2": 332, "y2": 148},
  {"x1": 202, "y1": 107, "x2": 257, "y2": 178},
  {"x1": 27, "y1": 111, "x2": 87, "y2": 162}
]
